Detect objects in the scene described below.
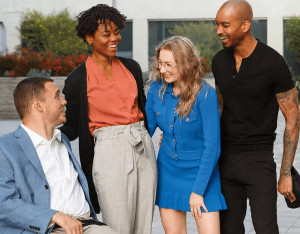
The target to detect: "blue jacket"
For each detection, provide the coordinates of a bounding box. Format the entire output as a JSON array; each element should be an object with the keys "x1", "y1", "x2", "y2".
[
  {"x1": 0, "y1": 126, "x2": 97, "y2": 234},
  {"x1": 145, "y1": 81, "x2": 221, "y2": 195}
]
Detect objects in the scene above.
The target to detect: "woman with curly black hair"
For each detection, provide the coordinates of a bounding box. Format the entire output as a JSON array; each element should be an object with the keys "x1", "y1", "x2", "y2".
[{"x1": 60, "y1": 4, "x2": 157, "y2": 234}]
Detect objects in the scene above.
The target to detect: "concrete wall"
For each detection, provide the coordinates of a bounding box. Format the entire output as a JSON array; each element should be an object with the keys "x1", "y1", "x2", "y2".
[
  {"x1": 0, "y1": 77, "x2": 65, "y2": 119},
  {"x1": 1, "y1": 0, "x2": 300, "y2": 71}
]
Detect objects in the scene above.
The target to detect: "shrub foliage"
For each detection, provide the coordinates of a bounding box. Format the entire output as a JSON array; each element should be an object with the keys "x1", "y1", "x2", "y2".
[
  {"x1": 0, "y1": 10, "x2": 89, "y2": 77},
  {"x1": 285, "y1": 17, "x2": 300, "y2": 62},
  {"x1": 20, "y1": 10, "x2": 88, "y2": 55},
  {"x1": 0, "y1": 48, "x2": 87, "y2": 77}
]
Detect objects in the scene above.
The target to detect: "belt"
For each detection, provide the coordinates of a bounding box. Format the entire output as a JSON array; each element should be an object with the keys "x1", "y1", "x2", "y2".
[
  {"x1": 124, "y1": 125, "x2": 145, "y2": 174},
  {"x1": 52, "y1": 218, "x2": 106, "y2": 230}
]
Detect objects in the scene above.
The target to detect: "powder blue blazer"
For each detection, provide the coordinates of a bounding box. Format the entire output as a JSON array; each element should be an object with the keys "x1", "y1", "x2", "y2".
[{"x1": 0, "y1": 126, "x2": 97, "y2": 234}]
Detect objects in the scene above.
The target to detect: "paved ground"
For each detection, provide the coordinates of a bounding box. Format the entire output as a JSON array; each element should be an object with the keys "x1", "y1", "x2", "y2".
[{"x1": 1, "y1": 112, "x2": 300, "y2": 233}]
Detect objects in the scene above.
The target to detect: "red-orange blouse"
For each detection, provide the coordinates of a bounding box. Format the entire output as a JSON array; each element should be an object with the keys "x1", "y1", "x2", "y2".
[{"x1": 86, "y1": 56, "x2": 144, "y2": 136}]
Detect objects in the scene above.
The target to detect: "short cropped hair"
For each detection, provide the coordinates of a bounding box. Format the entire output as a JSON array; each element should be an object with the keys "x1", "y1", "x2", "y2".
[
  {"x1": 76, "y1": 4, "x2": 127, "y2": 42},
  {"x1": 13, "y1": 77, "x2": 54, "y2": 119}
]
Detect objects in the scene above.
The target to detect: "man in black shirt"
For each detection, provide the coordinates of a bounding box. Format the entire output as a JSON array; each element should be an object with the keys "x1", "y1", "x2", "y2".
[{"x1": 213, "y1": 0, "x2": 299, "y2": 233}]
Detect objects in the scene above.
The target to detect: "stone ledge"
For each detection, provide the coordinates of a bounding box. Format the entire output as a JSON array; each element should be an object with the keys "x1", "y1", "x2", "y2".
[{"x1": 0, "y1": 77, "x2": 216, "y2": 119}]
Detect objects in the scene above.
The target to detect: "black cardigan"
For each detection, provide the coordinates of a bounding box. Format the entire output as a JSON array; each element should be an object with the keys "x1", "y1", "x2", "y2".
[{"x1": 60, "y1": 57, "x2": 149, "y2": 213}]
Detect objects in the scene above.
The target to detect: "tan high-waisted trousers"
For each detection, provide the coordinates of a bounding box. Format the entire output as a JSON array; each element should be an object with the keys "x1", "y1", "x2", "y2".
[{"x1": 93, "y1": 121, "x2": 157, "y2": 234}]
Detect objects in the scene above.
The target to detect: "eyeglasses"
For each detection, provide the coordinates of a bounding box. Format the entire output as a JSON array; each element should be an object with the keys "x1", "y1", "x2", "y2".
[{"x1": 156, "y1": 61, "x2": 177, "y2": 72}]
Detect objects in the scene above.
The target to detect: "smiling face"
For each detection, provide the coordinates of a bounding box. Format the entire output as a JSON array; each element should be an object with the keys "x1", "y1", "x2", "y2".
[
  {"x1": 86, "y1": 20, "x2": 121, "y2": 59},
  {"x1": 215, "y1": 6, "x2": 246, "y2": 48},
  {"x1": 158, "y1": 49, "x2": 179, "y2": 85},
  {"x1": 41, "y1": 82, "x2": 67, "y2": 127}
]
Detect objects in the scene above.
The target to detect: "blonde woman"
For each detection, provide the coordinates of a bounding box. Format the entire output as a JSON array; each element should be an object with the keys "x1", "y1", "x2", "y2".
[{"x1": 145, "y1": 36, "x2": 227, "y2": 234}]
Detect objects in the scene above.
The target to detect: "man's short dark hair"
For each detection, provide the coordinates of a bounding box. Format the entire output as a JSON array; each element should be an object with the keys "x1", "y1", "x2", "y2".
[
  {"x1": 13, "y1": 77, "x2": 54, "y2": 119},
  {"x1": 76, "y1": 4, "x2": 127, "y2": 42}
]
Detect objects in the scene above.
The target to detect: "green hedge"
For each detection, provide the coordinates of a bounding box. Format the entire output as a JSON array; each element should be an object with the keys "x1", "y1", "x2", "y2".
[{"x1": 20, "y1": 10, "x2": 88, "y2": 55}]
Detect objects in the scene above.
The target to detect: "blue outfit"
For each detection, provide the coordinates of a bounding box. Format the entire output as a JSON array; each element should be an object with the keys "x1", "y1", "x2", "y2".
[
  {"x1": 0, "y1": 126, "x2": 98, "y2": 234},
  {"x1": 145, "y1": 80, "x2": 227, "y2": 212}
]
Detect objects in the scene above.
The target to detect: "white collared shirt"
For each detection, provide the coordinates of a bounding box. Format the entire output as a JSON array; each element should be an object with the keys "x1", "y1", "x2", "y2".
[{"x1": 21, "y1": 124, "x2": 90, "y2": 217}]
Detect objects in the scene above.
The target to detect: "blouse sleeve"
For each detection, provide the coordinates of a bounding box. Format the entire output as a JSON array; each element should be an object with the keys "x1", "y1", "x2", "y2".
[
  {"x1": 145, "y1": 83, "x2": 158, "y2": 137},
  {"x1": 192, "y1": 86, "x2": 221, "y2": 195}
]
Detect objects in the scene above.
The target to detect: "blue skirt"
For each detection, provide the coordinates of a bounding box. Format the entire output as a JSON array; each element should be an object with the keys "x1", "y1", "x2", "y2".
[{"x1": 156, "y1": 150, "x2": 227, "y2": 212}]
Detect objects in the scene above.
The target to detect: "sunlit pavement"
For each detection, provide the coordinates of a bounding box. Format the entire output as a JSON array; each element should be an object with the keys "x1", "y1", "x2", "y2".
[{"x1": 1, "y1": 112, "x2": 299, "y2": 233}]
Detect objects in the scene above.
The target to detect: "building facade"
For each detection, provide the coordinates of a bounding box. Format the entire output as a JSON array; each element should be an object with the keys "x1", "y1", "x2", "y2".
[{"x1": 0, "y1": 0, "x2": 299, "y2": 74}]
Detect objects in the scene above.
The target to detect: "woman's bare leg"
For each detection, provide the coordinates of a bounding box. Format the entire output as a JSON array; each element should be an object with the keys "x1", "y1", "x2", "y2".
[
  {"x1": 194, "y1": 211, "x2": 220, "y2": 234},
  {"x1": 160, "y1": 208, "x2": 187, "y2": 234}
]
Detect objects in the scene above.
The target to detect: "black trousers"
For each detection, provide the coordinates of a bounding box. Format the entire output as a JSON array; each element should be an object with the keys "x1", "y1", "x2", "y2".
[{"x1": 219, "y1": 149, "x2": 279, "y2": 234}]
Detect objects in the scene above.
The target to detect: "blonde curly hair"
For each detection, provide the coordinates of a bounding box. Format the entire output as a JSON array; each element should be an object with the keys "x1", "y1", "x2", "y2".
[{"x1": 149, "y1": 36, "x2": 204, "y2": 118}]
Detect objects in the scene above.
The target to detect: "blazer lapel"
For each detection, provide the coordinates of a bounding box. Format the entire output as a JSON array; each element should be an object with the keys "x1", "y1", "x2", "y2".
[
  {"x1": 61, "y1": 135, "x2": 89, "y2": 193},
  {"x1": 15, "y1": 126, "x2": 47, "y2": 182},
  {"x1": 61, "y1": 136, "x2": 81, "y2": 172}
]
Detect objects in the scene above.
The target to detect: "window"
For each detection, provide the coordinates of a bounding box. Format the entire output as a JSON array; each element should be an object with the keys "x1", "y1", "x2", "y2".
[
  {"x1": 283, "y1": 19, "x2": 300, "y2": 78},
  {"x1": 149, "y1": 21, "x2": 183, "y2": 61},
  {"x1": 148, "y1": 20, "x2": 267, "y2": 62},
  {"x1": 0, "y1": 22, "x2": 6, "y2": 55},
  {"x1": 117, "y1": 21, "x2": 132, "y2": 58},
  {"x1": 251, "y1": 20, "x2": 267, "y2": 44}
]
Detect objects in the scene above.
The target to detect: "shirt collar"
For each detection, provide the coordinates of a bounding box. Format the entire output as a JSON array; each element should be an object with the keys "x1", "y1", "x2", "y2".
[
  {"x1": 21, "y1": 123, "x2": 62, "y2": 148},
  {"x1": 224, "y1": 39, "x2": 262, "y2": 62},
  {"x1": 224, "y1": 46, "x2": 234, "y2": 59},
  {"x1": 165, "y1": 82, "x2": 173, "y2": 94}
]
